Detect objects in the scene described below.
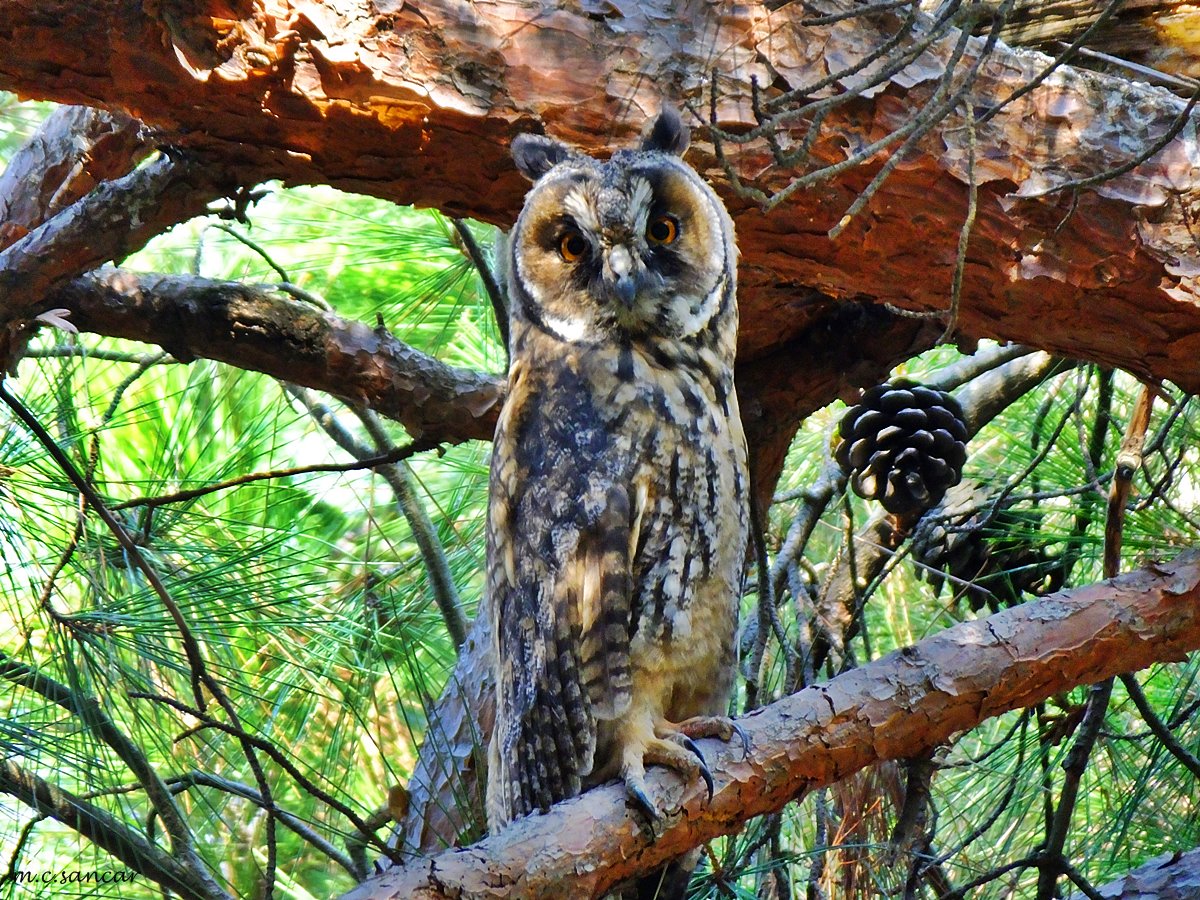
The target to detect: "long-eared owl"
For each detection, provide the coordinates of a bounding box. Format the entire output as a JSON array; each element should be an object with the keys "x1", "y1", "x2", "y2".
[{"x1": 486, "y1": 110, "x2": 749, "y2": 861}]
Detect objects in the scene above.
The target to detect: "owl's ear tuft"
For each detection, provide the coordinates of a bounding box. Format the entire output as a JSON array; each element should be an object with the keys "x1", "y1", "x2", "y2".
[
  {"x1": 640, "y1": 108, "x2": 690, "y2": 157},
  {"x1": 511, "y1": 133, "x2": 573, "y2": 181}
]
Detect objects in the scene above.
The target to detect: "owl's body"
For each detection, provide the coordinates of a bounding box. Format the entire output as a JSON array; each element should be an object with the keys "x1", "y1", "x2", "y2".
[{"x1": 486, "y1": 112, "x2": 749, "y2": 857}]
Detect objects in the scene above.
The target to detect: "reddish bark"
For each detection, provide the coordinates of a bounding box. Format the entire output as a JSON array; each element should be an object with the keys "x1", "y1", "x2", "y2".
[{"x1": 1, "y1": 1, "x2": 1199, "y2": 390}]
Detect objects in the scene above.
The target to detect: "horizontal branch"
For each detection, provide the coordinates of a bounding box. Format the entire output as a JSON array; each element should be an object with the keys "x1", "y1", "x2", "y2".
[
  {"x1": 2, "y1": 1, "x2": 1199, "y2": 389},
  {"x1": 346, "y1": 551, "x2": 1200, "y2": 899},
  {"x1": 46, "y1": 268, "x2": 504, "y2": 443}
]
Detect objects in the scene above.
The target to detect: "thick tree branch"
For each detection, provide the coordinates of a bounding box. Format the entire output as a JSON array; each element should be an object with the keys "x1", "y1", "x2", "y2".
[
  {"x1": 0, "y1": 104, "x2": 148, "y2": 249},
  {"x1": 0, "y1": 154, "x2": 228, "y2": 319},
  {"x1": 2, "y1": 1, "x2": 1199, "y2": 390},
  {"x1": 45, "y1": 268, "x2": 505, "y2": 443},
  {"x1": 345, "y1": 551, "x2": 1200, "y2": 899},
  {"x1": 44, "y1": 272, "x2": 941, "y2": 497},
  {"x1": 1066, "y1": 846, "x2": 1200, "y2": 899}
]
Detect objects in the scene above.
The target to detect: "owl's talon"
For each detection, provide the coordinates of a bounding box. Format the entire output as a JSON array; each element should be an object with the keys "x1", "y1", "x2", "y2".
[
  {"x1": 731, "y1": 722, "x2": 751, "y2": 758},
  {"x1": 676, "y1": 736, "x2": 714, "y2": 801},
  {"x1": 626, "y1": 779, "x2": 660, "y2": 824},
  {"x1": 678, "y1": 734, "x2": 706, "y2": 765}
]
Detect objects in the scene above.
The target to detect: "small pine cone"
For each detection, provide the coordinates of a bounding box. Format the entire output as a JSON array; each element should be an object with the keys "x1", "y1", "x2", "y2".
[
  {"x1": 911, "y1": 479, "x2": 994, "y2": 609},
  {"x1": 913, "y1": 481, "x2": 1066, "y2": 612},
  {"x1": 835, "y1": 379, "x2": 968, "y2": 516}
]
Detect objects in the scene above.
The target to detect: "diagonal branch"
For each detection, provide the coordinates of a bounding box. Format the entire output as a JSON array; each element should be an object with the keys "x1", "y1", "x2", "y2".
[
  {"x1": 0, "y1": 105, "x2": 149, "y2": 250},
  {"x1": 0, "y1": 759, "x2": 231, "y2": 900},
  {"x1": 0, "y1": 651, "x2": 199, "y2": 865},
  {"x1": 45, "y1": 268, "x2": 505, "y2": 443},
  {"x1": 0, "y1": 153, "x2": 229, "y2": 320},
  {"x1": 344, "y1": 551, "x2": 1200, "y2": 900}
]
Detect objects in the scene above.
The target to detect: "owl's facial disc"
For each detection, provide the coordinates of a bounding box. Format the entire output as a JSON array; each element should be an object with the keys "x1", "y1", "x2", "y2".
[{"x1": 512, "y1": 148, "x2": 731, "y2": 344}]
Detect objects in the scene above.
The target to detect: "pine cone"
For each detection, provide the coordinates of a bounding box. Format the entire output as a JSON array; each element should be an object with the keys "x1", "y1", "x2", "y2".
[
  {"x1": 834, "y1": 380, "x2": 968, "y2": 517},
  {"x1": 912, "y1": 479, "x2": 1065, "y2": 612}
]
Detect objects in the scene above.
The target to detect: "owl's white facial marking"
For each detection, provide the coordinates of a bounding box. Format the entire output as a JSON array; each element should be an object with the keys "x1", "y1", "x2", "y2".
[
  {"x1": 541, "y1": 311, "x2": 592, "y2": 343},
  {"x1": 563, "y1": 185, "x2": 601, "y2": 233}
]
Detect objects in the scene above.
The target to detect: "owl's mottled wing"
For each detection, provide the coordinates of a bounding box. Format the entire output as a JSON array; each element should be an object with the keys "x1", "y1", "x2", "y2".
[{"x1": 486, "y1": 361, "x2": 639, "y2": 823}]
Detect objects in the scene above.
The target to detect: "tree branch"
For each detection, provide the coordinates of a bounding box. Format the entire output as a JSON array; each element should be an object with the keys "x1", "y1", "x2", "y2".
[
  {"x1": 0, "y1": 104, "x2": 148, "y2": 250},
  {"x1": 1066, "y1": 845, "x2": 1200, "y2": 900},
  {"x1": 0, "y1": 759, "x2": 230, "y2": 900},
  {"x1": 44, "y1": 268, "x2": 505, "y2": 444},
  {"x1": 2, "y1": 1, "x2": 1199, "y2": 391},
  {"x1": 0, "y1": 153, "x2": 228, "y2": 319},
  {"x1": 347, "y1": 551, "x2": 1200, "y2": 899},
  {"x1": 0, "y1": 651, "x2": 200, "y2": 865}
]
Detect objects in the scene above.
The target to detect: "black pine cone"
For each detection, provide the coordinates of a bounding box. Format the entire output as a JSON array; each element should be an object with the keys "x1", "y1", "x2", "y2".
[{"x1": 834, "y1": 379, "x2": 968, "y2": 516}]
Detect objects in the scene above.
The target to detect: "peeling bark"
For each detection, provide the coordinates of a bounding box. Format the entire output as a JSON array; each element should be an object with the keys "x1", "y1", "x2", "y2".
[
  {"x1": 1, "y1": 1, "x2": 1199, "y2": 391},
  {"x1": 1068, "y1": 846, "x2": 1200, "y2": 899},
  {"x1": 343, "y1": 551, "x2": 1200, "y2": 900},
  {"x1": 0, "y1": 104, "x2": 148, "y2": 250}
]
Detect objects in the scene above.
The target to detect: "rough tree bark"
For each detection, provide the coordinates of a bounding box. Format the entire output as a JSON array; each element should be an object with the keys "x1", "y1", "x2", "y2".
[
  {"x1": 1, "y1": 0, "x2": 1200, "y2": 392},
  {"x1": 342, "y1": 551, "x2": 1200, "y2": 899},
  {"x1": 1068, "y1": 846, "x2": 1200, "y2": 899}
]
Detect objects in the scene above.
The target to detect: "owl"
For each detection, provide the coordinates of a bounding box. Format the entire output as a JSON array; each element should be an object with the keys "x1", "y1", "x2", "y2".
[{"x1": 485, "y1": 109, "x2": 749, "y2": 887}]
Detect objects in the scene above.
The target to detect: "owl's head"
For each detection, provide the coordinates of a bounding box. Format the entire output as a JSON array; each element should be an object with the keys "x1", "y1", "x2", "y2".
[{"x1": 508, "y1": 109, "x2": 736, "y2": 346}]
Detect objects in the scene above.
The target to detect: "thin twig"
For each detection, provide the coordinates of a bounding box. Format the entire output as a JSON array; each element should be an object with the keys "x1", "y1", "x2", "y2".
[
  {"x1": 27, "y1": 346, "x2": 181, "y2": 364},
  {"x1": 128, "y1": 690, "x2": 404, "y2": 866},
  {"x1": 827, "y1": 1, "x2": 1013, "y2": 237},
  {"x1": 1035, "y1": 382, "x2": 1156, "y2": 900},
  {"x1": 0, "y1": 759, "x2": 230, "y2": 900},
  {"x1": 0, "y1": 651, "x2": 199, "y2": 859},
  {"x1": 357, "y1": 407, "x2": 468, "y2": 649},
  {"x1": 111, "y1": 438, "x2": 440, "y2": 511},
  {"x1": 208, "y1": 223, "x2": 290, "y2": 284},
  {"x1": 167, "y1": 771, "x2": 364, "y2": 879},
  {"x1": 285, "y1": 385, "x2": 467, "y2": 648},
  {"x1": 976, "y1": 0, "x2": 1128, "y2": 126},
  {"x1": 450, "y1": 218, "x2": 509, "y2": 356},
  {"x1": 1118, "y1": 674, "x2": 1200, "y2": 780},
  {"x1": 941, "y1": 103, "x2": 977, "y2": 342}
]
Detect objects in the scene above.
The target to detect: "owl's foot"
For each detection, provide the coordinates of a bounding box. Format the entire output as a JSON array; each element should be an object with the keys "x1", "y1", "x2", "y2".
[
  {"x1": 673, "y1": 714, "x2": 751, "y2": 759},
  {"x1": 621, "y1": 733, "x2": 712, "y2": 823}
]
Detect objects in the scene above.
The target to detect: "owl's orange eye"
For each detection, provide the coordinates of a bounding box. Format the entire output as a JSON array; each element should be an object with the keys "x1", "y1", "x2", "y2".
[
  {"x1": 647, "y1": 215, "x2": 679, "y2": 245},
  {"x1": 559, "y1": 231, "x2": 588, "y2": 262}
]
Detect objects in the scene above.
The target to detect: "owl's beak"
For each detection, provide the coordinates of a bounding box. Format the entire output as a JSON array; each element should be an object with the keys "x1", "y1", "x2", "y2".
[
  {"x1": 606, "y1": 246, "x2": 638, "y2": 308},
  {"x1": 612, "y1": 273, "x2": 638, "y2": 307}
]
